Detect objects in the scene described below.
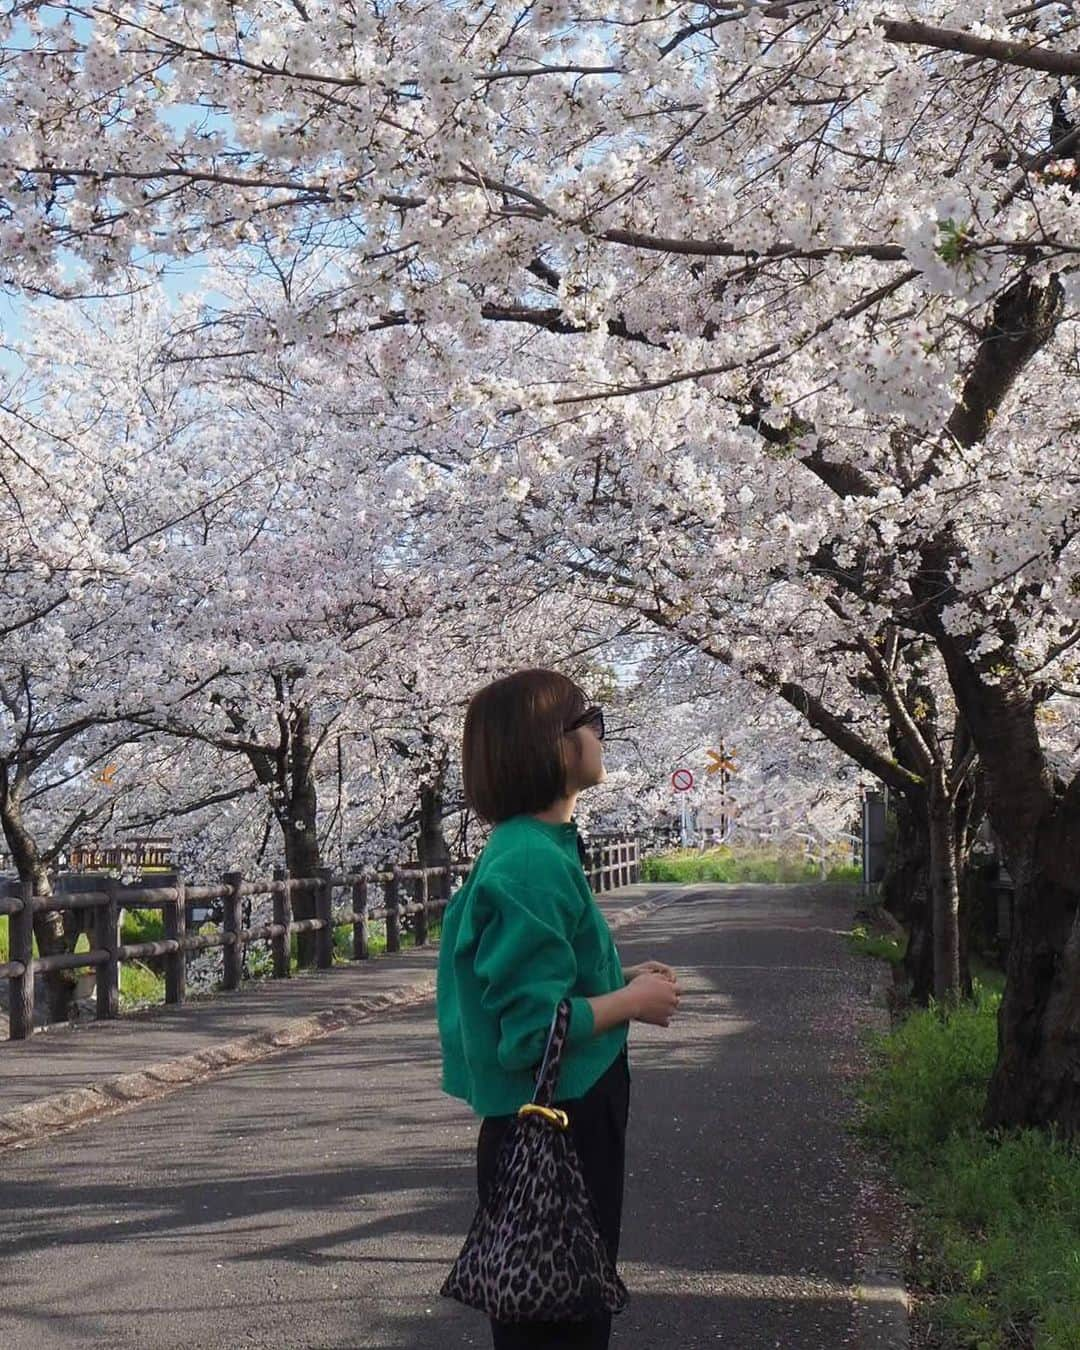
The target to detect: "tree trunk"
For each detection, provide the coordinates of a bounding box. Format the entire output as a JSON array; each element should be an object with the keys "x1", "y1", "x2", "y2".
[
  {"x1": 283, "y1": 721, "x2": 321, "y2": 968},
  {"x1": 953, "y1": 769, "x2": 985, "y2": 1001},
  {"x1": 0, "y1": 784, "x2": 76, "y2": 1024},
  {"x1": 924, "y1": 631, "x2": 1080, "y2": 1133},
  {"x1": 983, "y1": 805, "x2": 1080, "y2": 1132},
  {"x1": 881, "y1": 792, "x2": 934, "y2": 1004},
  {"x1": 417, "y1": 767, "x2": 451, "y2": 870},
  {"x1": 928, "y1": 773, "x2": 962, "y2": 1005}
]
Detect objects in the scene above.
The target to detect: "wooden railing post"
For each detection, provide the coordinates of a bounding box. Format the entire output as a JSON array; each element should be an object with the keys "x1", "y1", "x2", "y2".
[
  {"x1": 631, "y1": 838, "x2": 640, "y2": 884},
  {"x1": 413, "y1": 870, "x2": 429, "y2": 947},
  {"x1": 352, "y1": 874, "x2": 369, "y2": 961},
  {"x1": 436, "y1": 864, "x2": 452, "y2": 922},
  {"x1": 315, "y1": 867, "x2": 334, "y2": 970},
  {"x1": 222, "y1": 871, "x2": 243, "y2": 991},
  {"x1": 272, "y1": 865, "x2": 291, "y2": 978},
  {"x1": 96, "y1": 879, "x2": 120, "y2": 1020},
  {"x1": 164, "y1": 878, "x2": 186, "y2": 1006},
  {"x1": 386, "y1": 866, "x2": 401, "y2": 954},
  {"x1": 10, "y1": 879, "x2": 35, "y2": 1040}
]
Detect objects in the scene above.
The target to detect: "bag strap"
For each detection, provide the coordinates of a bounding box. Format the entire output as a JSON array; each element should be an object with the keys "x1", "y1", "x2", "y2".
[{"x1": 531, "y1": 998, "x2": 572, "y2": 1107}]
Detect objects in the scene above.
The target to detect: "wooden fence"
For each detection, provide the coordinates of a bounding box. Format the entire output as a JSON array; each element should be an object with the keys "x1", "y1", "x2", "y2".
[{"x1": 1, "y1": 833, "x2": 641, "y2": 1041}]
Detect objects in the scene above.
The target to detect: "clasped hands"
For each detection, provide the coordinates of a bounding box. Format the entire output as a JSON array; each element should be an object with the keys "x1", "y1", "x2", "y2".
[
  {"x1": 621, "y1": 959, "x2": 681, "y2": 1026},
  {"x1": 622, "y1": 959, "x2": 677, "y2": 984}
]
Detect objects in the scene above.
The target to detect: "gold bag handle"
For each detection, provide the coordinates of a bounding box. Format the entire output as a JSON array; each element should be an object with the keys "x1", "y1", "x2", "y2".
[{"x1": 517, "y1": 1103, "x2": 570, "y2": 1130}]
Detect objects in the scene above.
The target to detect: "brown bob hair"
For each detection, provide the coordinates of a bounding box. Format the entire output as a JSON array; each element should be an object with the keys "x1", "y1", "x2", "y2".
[{"x1": 462, "y1": 669, "x2": 590, "y2": 824}]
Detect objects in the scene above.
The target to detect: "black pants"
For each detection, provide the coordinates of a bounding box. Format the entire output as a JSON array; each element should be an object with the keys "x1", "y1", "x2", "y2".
[{"x1": 476, "y1": 1047, "x2": 631, "y2": 1349}]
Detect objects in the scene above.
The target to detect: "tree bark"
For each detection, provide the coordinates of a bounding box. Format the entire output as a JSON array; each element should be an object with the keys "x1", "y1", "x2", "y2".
[
  {"x1": 0, "y1": 779, "x2": 76, "y2": 1024},
  {"x1": 928, "y1": 770, "x2": 962, "y2": 1005},
  {"x1": 879, "y1": 791, "x2": 933, "y2": 1003},
  {"x1": 982, "y1": 802, "x2": 1080, "y2": 1131},
  {"x1": 417, "y1": 754, "x2": 451, "y2": 870},
  {"x1": 898, "y1": 268, "x2": 1075, "y2": 1128},
  {"x1": 281, "y1": 705, "x2": 321, "y2": 969}
]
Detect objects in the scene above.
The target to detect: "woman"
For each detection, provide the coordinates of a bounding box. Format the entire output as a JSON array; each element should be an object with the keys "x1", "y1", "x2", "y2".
[{"x1": 436, "y1": 668, "x2": 681, "y2": 1348}]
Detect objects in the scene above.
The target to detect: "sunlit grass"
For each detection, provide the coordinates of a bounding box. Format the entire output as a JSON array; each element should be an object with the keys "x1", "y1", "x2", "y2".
[
  {"x1": 857, "y1": 966, "x2": 1080, "y2": 1347},
  {"x1": 641, "y1": 845, "x2": 860, "y2": 885}
]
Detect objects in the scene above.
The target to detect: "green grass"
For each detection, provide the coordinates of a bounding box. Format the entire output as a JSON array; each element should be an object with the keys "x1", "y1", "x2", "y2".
[
  {"x1": 121, "y1": 909, "x2": 164, "y2": 944},
  {"x1": 641, "y1": 845, "x2": 860, "y2": 885},
  {"x1": 237, "y1": 918, "x2": 444, "y2": 979},
  {"x1": 118, "y1": 962, "x2": 166, "y2": 1008},
  {"x1": 849, "y1": 922, "x2": 907, "y2": 965},
  {"x1": 1, "y1": 908, "x2": 164, "y2": 963},
  {"x1": 330, "y1": 916, "x2": 443, "y2": 961},
  {"x1": 4, "y1": 908, "x2": 444, "y2": 1013},
  {"x1": 0, "y1": 913, "x2": 44, "y2": 961},
  {"x1": 855, "y1": 967, "x2": 1080, "y2": 1347}
]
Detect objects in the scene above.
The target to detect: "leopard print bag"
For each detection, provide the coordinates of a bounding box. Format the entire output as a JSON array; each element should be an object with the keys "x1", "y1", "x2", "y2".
[{"x1": 440, "y1": 998, "x2": 630, "y2": 1323}]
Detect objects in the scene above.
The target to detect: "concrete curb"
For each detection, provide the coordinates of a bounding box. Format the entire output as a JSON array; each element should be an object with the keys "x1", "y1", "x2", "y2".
[
  {"x1": 851, "y1": 957, "x2": 912, "y2": 1349},
  {"x1": 0, "y1": 887, "x2": 679, "y2": 1154}
]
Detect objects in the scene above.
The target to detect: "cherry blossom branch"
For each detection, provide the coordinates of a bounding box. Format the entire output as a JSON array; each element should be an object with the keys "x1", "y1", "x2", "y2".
[
  {"x1": 880, "y1": 18, "x2": 1080, "y2": 79},
  {"x1": 544, "y1": 268, "x2": 918, "y2": 407}
]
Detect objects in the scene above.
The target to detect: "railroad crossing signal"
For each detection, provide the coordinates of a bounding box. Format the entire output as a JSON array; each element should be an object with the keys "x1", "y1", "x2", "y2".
[
  {"x1": 706, "y1": 748, "x2": 738, "y2": 776},
  {"x1": 707, "y1": 745, "x2": 737, "y2": 842},
  {"x1": 94, "y1": 764, "x2": 118, "y2": 787}
]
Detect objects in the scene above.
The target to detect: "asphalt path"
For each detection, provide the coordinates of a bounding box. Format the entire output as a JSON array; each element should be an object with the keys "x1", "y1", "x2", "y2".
[{"x1": 0, "y1": 883, "x2": 874, "y2": 1349}]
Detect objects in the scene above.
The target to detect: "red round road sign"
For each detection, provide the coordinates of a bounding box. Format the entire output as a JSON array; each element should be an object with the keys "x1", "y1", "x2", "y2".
[{"x1": 671, "y1": 768, "x2": 694, "y2": 792}]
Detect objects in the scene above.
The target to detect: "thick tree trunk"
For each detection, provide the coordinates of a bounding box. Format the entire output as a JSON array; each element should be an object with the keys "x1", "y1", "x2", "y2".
[
  {"x1": 922, "y1": 633, "x2": 1080, "y2": 1132},
  {"x1": 283, "y1": 736, "x2": 321, "y2": 969},
  {"x1": 417, "y1": 769, "x2": 451, "y2": 870},
  {"x1": 983, "y1": 806, "x2": 1080, "y2": 1132},
  {"x1": 32, "y1": 870, "x2": 76, "y2": 1024},
  {"x1": 0, "y1": 786, "x2": 76, "y2": 1024},
  {"x1": 907, "y1": 269, "x2": 1076, "y2": 1129}
]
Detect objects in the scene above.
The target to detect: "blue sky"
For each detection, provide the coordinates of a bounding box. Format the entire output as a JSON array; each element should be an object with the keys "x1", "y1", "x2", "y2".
[{"x1": 1, "y1": 9, "x2": 235, "y2": 371}]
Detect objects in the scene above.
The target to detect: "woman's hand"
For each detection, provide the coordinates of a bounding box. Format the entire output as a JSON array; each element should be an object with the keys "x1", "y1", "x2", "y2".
[
  {"x1": 624, "y1": 971, "x2": 681, "y2": 1027},
  {"x1": 622, "y1": 959, "x2": 677, "y2": 985}
]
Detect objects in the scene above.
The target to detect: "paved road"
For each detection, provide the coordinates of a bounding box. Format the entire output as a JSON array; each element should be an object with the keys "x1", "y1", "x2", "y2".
[{"x1": 0, "y1": 884, "x2": 875, "y2": 1349}]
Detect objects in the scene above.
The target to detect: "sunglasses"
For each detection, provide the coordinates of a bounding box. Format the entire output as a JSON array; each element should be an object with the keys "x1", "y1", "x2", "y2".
[{"x1": 565, "y1": 706, "x2": 605, "y2": 740}]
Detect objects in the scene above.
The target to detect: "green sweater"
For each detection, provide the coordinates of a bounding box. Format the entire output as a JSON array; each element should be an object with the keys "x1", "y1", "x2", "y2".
[{"x1": 437, "y1": 814, "x2": 630, "y2": 1117}]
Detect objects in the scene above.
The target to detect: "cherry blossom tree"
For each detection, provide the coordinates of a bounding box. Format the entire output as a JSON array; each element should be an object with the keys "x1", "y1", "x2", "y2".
[{"x1": 3, "y1": 3, "x2": 1079, "y2": 1120}]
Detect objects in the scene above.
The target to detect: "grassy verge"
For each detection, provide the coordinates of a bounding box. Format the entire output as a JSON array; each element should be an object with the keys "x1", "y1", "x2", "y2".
[
  {"x1": 642, "y1": 845, "x2": 861, "y2": 885},
  {"x1": 851, "y1": 940, "x2": 1080, "y2": 1348}
]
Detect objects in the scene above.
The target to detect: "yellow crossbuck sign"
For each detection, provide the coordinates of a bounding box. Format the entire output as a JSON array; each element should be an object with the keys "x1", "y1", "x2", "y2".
[{"x1": 706, "y1": 748, "x2": 738, "y2": 776}]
